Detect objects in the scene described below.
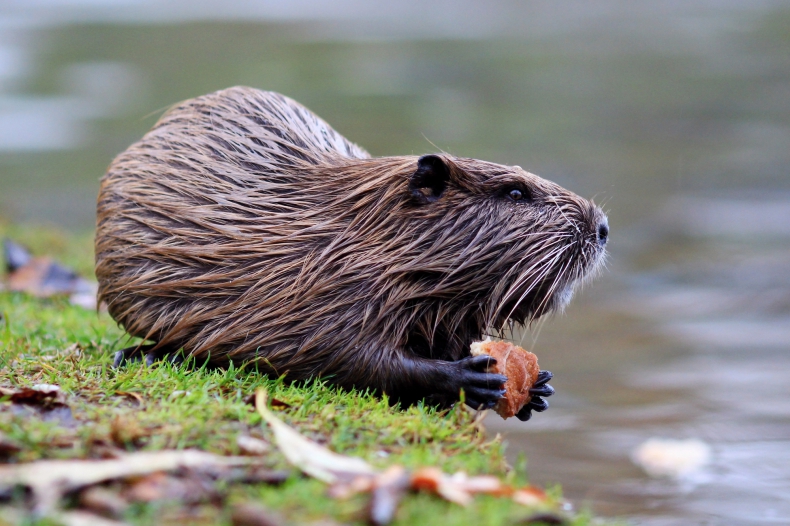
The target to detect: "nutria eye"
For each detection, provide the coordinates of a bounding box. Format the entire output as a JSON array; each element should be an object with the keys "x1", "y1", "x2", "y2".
[{"x1": 508, "y1": 189, "x2": 523, "y2": 201}]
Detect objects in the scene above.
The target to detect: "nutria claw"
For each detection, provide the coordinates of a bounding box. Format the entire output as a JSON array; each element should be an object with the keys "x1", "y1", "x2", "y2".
[
  {"x1": 528, "y1": 370, "x2": 555, "y2": 397},
  {"x1": 534, "y1": 369, "x2": 553, "y2": 386},
  {"x1": 450, "y1": 354, "x2": 508, "y2": 410},
  {"x1": 113, "y1": 344, "x2": 150, "y2": 367},
  {"x1": 112, "y1": 343, "x2": 182, "y2": 368},
  {"x1": 516, "y1": 369, "x2": 554, "y2": 421}
]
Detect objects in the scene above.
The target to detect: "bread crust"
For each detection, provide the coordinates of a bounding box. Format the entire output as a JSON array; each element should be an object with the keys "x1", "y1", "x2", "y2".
[{"x1": 470, "y1": 340, "x2": 539, "y2": 418}]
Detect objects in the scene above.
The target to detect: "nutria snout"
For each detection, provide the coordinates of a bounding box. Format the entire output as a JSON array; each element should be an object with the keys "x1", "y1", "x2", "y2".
[{"x1": 95, "y1": 86, "x2": 607, "y2": 412}]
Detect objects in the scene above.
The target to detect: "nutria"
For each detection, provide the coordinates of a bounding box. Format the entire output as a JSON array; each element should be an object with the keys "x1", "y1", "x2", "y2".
[{"x1": 96, "y1": 86, "x2": 608, "y2": 420}]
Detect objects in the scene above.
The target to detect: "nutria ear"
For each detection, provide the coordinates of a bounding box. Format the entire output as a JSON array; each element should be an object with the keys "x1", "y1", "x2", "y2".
[{"x1": 409, "y1": 155, "x2": 449, "y2": 204}]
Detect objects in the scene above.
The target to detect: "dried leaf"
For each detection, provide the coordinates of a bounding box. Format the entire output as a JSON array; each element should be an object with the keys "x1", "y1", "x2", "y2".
[
  {"x1": 0, "y1": 431, "x2": 23, "y2": 459},
  {"x1": 3, "y1": 384, "x2": 74, "y2": 425},
  {"x1": 54, "y1": 510, "x2": 128, "y2": 526},
  {"x1": 368, "y1": 465, "x2": 409, "y2": 526},
  {"x1": 3, "y1": 239, "x2": 97, "y2": 308},
  {"x1": 512, "y1": 486, "x2": 548, "y2": 507},
  {"x1": 237, "y1": 435, "x2": 270, "y2": 456},
  {"x1": 6, "y1": 384, "x2": 66, "y2": 406},
  {"x1": 447, "y1": 472, "x2": 509, "y2": 496},
  {"x1": 109, "y1": 415, "x2": 148, "y2": 448},
  {"x1": 255, "y1": 389, "x2": 374, "y2": 484},
  {"x1": 0, "y1": 449, "x2": 254, "y2": 514},
  {"x1": 245, "y1": 393, "x2": 290, "y2": 409},
  {"x1": 410, "y1": 467, "x2": 471, "y2": 506},
  {"x1": 123, "y1": 470, "x2": 220, "y2": 505},
  {"x1": 114, "y1": 391, "x2": 144, "y2": 406},
  {"x1": 269, "y1": 397, "x2": 291, "y2": 409},
  {"x1": 231, "y1": 503, "x2": 283, "y2": 526},
  {"x1": 78, "y1": 486, "x2": 129, "y2": 519},
  {"x1": 326, "y1": 474, "x2": 374, "y2": 500}
]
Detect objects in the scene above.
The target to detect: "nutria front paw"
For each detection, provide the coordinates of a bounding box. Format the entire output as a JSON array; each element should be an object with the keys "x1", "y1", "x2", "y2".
[
  {"x1": 449, "y1": 354, "x2": 508, "y2": 410},
  {"x1": 516, "y1": 370, "x2": 555, "y2": 421}
]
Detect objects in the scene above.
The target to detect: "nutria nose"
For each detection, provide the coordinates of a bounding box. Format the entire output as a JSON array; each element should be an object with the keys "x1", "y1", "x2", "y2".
[{"x1": 597, "y1": 220, "x2": 609, "y2": 246}]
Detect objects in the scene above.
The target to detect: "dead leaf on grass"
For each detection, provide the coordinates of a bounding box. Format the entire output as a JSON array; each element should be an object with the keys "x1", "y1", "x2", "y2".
[
  {"x1": 78, "y1": 486, "x2": 130, "y2": 520},
  {"x1": 3, "y1": 238, "x2": 98, "y2": 309},
  {"x1": 109, "y1": 415, "x2": 149, "y2": 448},
  {"x1": 54, "y1": 510, "x2": 128, "y2": 526},
  {"x1": 245, "y1": 393, "x2": 290, "y2": 410},
  {"x1": 255, "y1": 389, "x2": 375, "y2": 484},
  {"x1": 0, "y1": 449, "x2": 255, "y2": 514},
  {"x1": 2, "y1": 383, "x2": 66, "y2": 406},
  {"x1": 268, "y1": 398, "x2": 291, "y2": 409},
  {"x1": 0, "y1": 431, "x2": 23, "y2": 459},
  {"x1": 113, "y1": 391, "x2": 144, "y2": 406},
  {"x1": 367, "y1": 465, "x2": 410, "y2": 526},
  {"x1": 1, "y1": 383, "x2": 75, "y2": 426},
  {"x1": 230, "y1": 503, "x2": 284, "y2": 526},
  {"x1": 512, "y1": 487, "x2": 549, "y2": 507},
  {"x1": 123, "y1": 468, "x2": 221, "y2": 506},
  {"x1": 237, "y1": 435, "x2": 271, "y2": 456}
]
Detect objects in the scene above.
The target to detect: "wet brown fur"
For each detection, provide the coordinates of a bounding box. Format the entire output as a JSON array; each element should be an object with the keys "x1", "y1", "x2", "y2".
[{"x1": 96, "y1": 86, "x2": 606, "y2": 397}]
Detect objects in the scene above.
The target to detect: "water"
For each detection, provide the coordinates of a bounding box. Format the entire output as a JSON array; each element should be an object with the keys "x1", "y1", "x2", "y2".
[
  {"x1": 1, "y1": 2, "x2": 788, "y2": 524},
  {"x1": 487, "y1": 203, "x2": 790, "y2": 524}
]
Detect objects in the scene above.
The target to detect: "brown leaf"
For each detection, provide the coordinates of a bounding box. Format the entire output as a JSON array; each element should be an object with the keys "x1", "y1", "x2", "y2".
[
  {"x1": 409, "y1": 469, "x2": 533, "y2": 506},
  {"x1": 6, "y1": 384, "x2": 66, "y2": 407},
  {"x1": 0, "y1": 431, "x2": 23, "y2": 460},
  {"x1": 114, "y1": 391, "x2": 144, "y2": 406},
  {"x1": 109, "y1": 415, "x2": 148, "y2": 448},
  {"x1": 245, "y1": 393, "x2": 290, "y2": 410},
  {"x1": 53, "y1": 510, "x2": 128, "y2": 526},
  {"x1": 0, "y1": 449, "x2": 255, "y2": 514},
  {"x1": 410, "y1": 467, "x2": 471, "y2": 506},
  {"x1": 236, "y1": 435, "x2": 270, "y2": 456},
  {"x1": 269, "y1": 397, "x2": 291, "y2": 409},
  {"x1": 231, "y1": 503, "x2": 283, "y2": 526},
  {"x1": 3, "y1": 239, "x2": 97, "y2": 308},
  {"x1": 123, "y1": 466, "x2": 228, "y2": 508},
  {"x1": 327, "y1": 475, "x2": 374, "y2": 500},
  {"x1": 3, "y1": 384, "x2": 74, "y2": 426},
  {"x1": 368, "y1": 465, "x2": 409, "y2": 526},
  {"x1": 512, "y1": 486, "x2": 548, "y2": 507},
  {"x1": 85, "y1": 438, "x2": 125, "y2": 460},
  {"x1": 78, "y1": 486, "x2": 129, "y2": 519}
]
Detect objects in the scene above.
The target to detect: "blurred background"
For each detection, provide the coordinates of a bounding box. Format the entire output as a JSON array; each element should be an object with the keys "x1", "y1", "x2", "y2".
[{"x1": 1, "y1": 1, "x2": 788, "y2": 524}]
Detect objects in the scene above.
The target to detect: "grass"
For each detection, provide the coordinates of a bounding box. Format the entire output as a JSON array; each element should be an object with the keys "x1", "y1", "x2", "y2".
[{"x1": 0, "y1": 224, "x2": 599, "y2": 526}]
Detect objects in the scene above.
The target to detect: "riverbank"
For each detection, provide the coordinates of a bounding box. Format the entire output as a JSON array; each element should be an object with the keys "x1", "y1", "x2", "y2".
[{"x1": 0, "y1": 224, "x2": 599, "y2": 526}]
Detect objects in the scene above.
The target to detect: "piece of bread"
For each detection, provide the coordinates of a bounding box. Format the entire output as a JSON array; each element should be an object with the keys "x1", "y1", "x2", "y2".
[{"x1": 470, "y1": 339, "x2": 540, "y2": 419}]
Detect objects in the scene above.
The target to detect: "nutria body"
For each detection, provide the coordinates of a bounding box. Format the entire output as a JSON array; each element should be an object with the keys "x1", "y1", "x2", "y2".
[{"x1": 96, "y1": 86, "x2": 608, "y2": 417}]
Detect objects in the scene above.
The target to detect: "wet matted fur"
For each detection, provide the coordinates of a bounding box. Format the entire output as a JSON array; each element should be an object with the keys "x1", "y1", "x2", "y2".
[{"x1": 96, "y1": 86, "x2": 608, "y2": 406}]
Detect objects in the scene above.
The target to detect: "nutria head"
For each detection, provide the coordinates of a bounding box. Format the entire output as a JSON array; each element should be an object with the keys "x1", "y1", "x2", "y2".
[
  {"x1": 298, "y1": 151, "x2": 608, "y2": 360},
  {"x1": 408, "y1": 154, "x2": 606, "y2": 323}
]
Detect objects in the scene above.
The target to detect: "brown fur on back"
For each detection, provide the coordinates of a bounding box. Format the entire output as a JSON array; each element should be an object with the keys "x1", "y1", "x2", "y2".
[{"x1": 96, "y1": 86, "x2": 606, "y2": 392}]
